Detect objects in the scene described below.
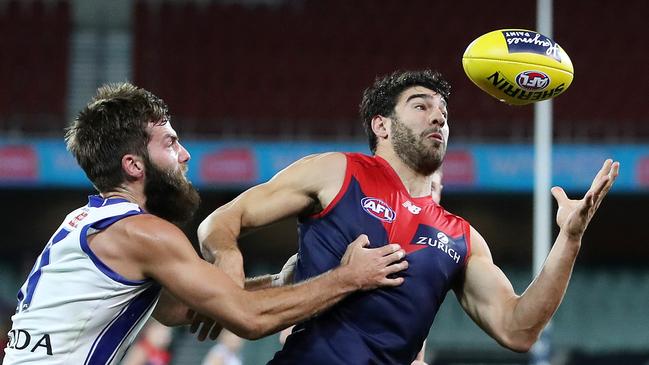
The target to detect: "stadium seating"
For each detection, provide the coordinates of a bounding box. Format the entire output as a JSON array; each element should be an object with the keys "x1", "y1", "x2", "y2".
[
  {"x1": 130, "y1": 0, "x2": 649, "y2": 141},
  {"x1": 0, "y1": 0, "x2": 70, "y2": 133},
  {"x1": 3, "y1": 0, "x2": 647, "y2": 139}
]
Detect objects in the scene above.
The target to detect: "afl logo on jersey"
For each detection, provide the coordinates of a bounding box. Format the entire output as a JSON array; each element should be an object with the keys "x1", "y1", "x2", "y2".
[{"x1": 361, "y1": 197, "x2": 396, "y2": 223}]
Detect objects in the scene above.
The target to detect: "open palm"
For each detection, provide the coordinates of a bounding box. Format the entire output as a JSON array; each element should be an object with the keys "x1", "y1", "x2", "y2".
[{"x1": 551, "y1": 159, "x2": 619, "y2": 240}]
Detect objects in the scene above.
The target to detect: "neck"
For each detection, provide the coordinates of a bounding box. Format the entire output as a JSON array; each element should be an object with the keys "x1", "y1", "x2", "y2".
[
  {"x1": 101, "y1": 184, "x2": 146, "y2": 209},
  {"x1": 375, "y1": 145, "x2": 432, "y2": 198}
]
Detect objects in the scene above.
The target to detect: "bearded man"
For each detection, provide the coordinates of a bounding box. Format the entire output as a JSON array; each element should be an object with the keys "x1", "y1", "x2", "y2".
[
  {"x1": 198, "y1": 70, "x2": 619, "y2": 364},
  {"x1": 4, "y1": 83, "x2": 409, "y2": 364}
]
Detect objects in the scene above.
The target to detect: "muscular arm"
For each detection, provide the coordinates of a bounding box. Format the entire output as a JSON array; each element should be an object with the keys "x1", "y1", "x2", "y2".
[
  {"x1": 455, "y1": 227, "x2": 573, "y2": 352},
  {"x1": 455, "y1": 160, "x2": 618, "y2": 352},
  {"x1": 151, "y1": 265, "x2": 288, "y2": 326},
  {"x1": 197, "y1": 153, "x2": 347, "y2": 285},
  {"x1": 152, "y1": 289, "x2": 192, "y2": 326},
  {"x1": 123, "y1": 216, "x2": 406, "y2": 339}
]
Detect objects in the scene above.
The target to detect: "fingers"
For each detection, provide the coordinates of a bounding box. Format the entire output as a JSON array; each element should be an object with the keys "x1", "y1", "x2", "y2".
[
  {"x1": 197, "y1": 319, "x2": 214, "y2": 341},
  {"x1": 580, "y1": 191, "x2": 595, "y2": 217},
  {"x1": 590, "y1": 160, "x2": 619, "y2": 207},
  {"x1": 190, "y1": 312, "x2": 217, "y2": 342},
  {"x1": 591, "y1": 159, "x2": 613, "y2": 190},
  {"x1": 551, "y1": 186, "x2": 568, "y2": 205},
  {"x1": 590, "y1": 175, "x2": 609, "y2": 201},
  {"x1": 351, "y1": 234, "x2": 370, "y2": 248},
  {"x1": 189, "y1": 313, "x2": 203, "y2": 333},
  {"x1": 381, "y1": 276, "x2": 405, "y2": 287},
  {"x1": 376, "y1": 243, "x2": 402, "y2": 256},
  {"x1": 186, "y1": 308, "x2": 195, "y2": 321},
  {"x1": 610, "y1": 161, "x2": 620, "y2": 178},
  {"x1": 385, "y1": 260, "x2": 409, "y2": 274},
  {"x1": 382, "y1": 247, "x2": 405, "y2": 265},
  {"x1": 553, "y1": 159, "x2": 619, "y2": 210},
  {"x1": 208, "y1": 325, "x2": 223, "y2": 341},
  {"x1": 601, "y1": 161, "x2": 619, "y2": 194}
]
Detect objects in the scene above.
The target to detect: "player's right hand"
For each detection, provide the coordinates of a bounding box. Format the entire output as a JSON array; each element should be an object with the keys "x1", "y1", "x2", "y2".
[{"x1": 340, "y1": 234, "x2": 407, "y2": 290}]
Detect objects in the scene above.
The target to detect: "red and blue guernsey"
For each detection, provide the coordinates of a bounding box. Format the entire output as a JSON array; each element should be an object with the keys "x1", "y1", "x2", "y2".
[{"x1": 269, "y1": 153, "x2": 471, "y2": 365}]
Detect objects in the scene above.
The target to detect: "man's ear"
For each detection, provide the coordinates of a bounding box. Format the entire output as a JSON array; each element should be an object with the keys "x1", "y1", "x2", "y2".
[
  {"x1": 371, "y1": 115, "x2": 390, "y2": 140},
  {"x1": 122, "y1": 154, "x2": 145, "y2": 179}
]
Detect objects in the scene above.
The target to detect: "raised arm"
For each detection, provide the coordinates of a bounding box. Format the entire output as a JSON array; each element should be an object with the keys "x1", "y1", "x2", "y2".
[
  {"x1": 197, "y1": 152, "x2": 347, "y2": 285},
  {"x1": 130, "y1": 216, "x2": 407, "y2": 340},
  {"x1": 455, "y1": 159, "x2": 618, "y2": 352}
]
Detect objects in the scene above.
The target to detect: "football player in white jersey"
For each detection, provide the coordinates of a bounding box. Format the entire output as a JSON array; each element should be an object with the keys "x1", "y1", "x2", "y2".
[{"x1": 3, "y1": 83, "x2": 408, "y2": 364}]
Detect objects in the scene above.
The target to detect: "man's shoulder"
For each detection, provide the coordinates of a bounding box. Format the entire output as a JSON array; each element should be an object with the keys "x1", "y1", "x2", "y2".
[
  {"x1": 282, "y1": 152, "x2": 348, "y2": 185},
  {"x1": 107, "y1": 213, "x2": 185, "y2": 248},
  {"x1": 298, "y1": 152, "x2": 348, "y2": 168},
  {"x1": 433, "y1": 205, "x2": 471, "y2": 238}
]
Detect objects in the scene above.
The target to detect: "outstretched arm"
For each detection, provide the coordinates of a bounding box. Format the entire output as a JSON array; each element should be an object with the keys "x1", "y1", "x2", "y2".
[
  {"x1": 131, "y1": 217, "x2": 407, "y2": 339},
  {"x1": 456, "y1": 159, "x2": 619, "y2": 352},
  {"x1": 197, "y1": 153, "x2": 347, "y2": 285}
]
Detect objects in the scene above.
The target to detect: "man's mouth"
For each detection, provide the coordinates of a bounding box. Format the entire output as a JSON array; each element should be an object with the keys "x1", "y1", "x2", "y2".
[{"x1": 426, "y1": 132, "x2": 444, "y2": 142}]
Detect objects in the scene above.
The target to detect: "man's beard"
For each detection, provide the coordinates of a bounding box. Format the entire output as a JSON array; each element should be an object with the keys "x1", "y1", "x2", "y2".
[
  {"x1": 144, "y1": 158, "x2": 200, "y2": 226},
  {"x1": 391, "y1": 116, "x2": 446, "y2": 176}
]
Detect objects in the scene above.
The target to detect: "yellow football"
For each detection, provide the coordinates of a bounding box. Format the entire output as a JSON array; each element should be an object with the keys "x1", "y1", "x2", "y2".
[{"x1": 462, "y1": 29, "x2": 574, "y2": 105}]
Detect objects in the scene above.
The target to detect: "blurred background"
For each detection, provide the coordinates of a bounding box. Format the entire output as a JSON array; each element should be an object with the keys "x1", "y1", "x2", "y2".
[{"x1": 1, "y1": 0, "x2": 648, "y2": 364}]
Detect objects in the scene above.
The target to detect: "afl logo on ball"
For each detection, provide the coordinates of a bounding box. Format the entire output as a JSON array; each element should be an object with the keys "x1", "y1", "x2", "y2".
[
  {"x1": 516, "y1": 71, "x2": 550, "y2": 91},
  {"x1": 361, "y1": 197, "x2": 396, "y2": 223}
]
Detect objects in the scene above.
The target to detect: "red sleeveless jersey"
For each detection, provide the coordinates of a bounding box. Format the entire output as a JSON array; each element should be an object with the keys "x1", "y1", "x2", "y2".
[{"x1": 270, "y1": 153, "x2": 471, "y2": 365}]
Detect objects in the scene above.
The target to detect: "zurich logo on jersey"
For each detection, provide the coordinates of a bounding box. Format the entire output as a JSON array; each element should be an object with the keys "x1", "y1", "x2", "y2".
[{"x1": 361, "y1": 197, "x2": 396, "y2": 223}]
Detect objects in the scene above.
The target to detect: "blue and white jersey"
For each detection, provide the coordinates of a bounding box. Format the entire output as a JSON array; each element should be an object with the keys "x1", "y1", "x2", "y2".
[{"x1": 4, "y1": 195, "x2": 161, "y2": 365}]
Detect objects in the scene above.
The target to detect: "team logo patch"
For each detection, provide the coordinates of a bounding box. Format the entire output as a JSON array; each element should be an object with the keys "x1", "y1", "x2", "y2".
[
  {"x1": 361, "y1": 197, "x2": 396, "y2": 223},
  {"x1": 516, "y1": 70, "x2": 550, "y2": 91},
  {"x1": 502, "y1": 30, "x2": 562, "y2": 62}
]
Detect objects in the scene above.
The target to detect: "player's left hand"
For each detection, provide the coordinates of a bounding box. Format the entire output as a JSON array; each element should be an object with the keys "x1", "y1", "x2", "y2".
[
  {"x1": 187, "y1": 308, "x2": 222, "y2": 341},
  {"x1": 551, "y1": 159, "x2": 619, "y2": 240},
  {"x1": 411, "y1": 361, "x2": 428, "y2": 365}
]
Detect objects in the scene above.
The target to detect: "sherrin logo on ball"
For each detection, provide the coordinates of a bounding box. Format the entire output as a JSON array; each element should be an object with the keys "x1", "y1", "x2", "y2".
[{"x1": 462, "y1": 29, "x2": 574, "y2": 105}]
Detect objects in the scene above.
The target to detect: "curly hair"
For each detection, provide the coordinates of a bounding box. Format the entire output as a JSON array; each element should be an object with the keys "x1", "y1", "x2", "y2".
[
  {"x1": 359, "y1": 70, "x2": 451, "y2": 153},
  {"x1": 65, "y1": 83, "x2": 170, "y2": 192}
]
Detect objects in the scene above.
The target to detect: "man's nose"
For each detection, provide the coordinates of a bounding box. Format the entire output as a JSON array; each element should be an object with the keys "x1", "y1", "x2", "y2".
[
  {"x1": 429, "y1": 112, "x2": 446, "y2": 127},
  {"x1": 179, "y1": 143, "x2": 191, "y2": 163}
]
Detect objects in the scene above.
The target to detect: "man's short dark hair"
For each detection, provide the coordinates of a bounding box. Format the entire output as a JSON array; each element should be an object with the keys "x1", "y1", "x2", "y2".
[
  {"x1": 360, "y1": 70, "x2": 451, "y2": 153},
  {"x1": 65, "y1": 83, "x2": 170, "y2": 192}
]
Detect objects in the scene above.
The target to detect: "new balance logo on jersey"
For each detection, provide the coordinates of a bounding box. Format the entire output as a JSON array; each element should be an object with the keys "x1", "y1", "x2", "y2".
[
  {"x1": 413, "y1": 232, "x2": 461, "y2": 263},
  {"x1": 7, "y1": 329, "x2": 53, "y2": 356},
  {"x1": 402, "y1": 200, "x2": 421, "y2": 215},
  {"x1": 361, "y1": 197, "x2": 396, "y2": 223}
]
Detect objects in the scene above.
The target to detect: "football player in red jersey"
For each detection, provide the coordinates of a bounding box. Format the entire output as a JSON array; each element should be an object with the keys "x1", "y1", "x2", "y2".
[{"x1": 197, "y1": 70, "x2": 618, "y2": 364}]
